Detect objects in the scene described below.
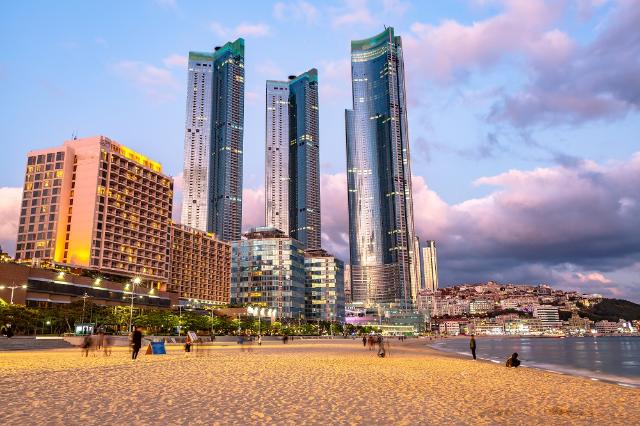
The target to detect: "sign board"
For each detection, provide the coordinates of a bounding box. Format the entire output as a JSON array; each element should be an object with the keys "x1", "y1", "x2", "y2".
[
  {"x1": 145, "y1": 341, "x2": 166, "y2": 355},
  {"x1": 187, "y1": 331, "x2": 198, "y2": 343}
]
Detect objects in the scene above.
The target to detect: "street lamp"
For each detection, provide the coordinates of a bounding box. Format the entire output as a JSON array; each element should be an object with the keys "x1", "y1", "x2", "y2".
[
  {"x1": 80, "y1": 292, "x2": 92, "y2": 323},
  {"x1": 0, "y1": 284, "x2": 27, "y2": 305},
  {"x1": 127, "y1": 277, "x2": 142, "y2": 333}
]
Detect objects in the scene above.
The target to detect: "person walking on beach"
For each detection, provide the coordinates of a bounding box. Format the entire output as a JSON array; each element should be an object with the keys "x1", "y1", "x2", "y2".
[
  {"x1": 506, "y1": 352, "x2": 521, "y2": 367},
  {"x1": 469, "y1": 335, "x2": 477, "y2": 360},
  {"x1": 131, "y1": 326, "x2": 142, "y2": 360},
  {"x1": 81, "y1": 334, "x2": 93, "y2": 357},
  {"x1": 362, "y1": 335, "x2": 367, "y2": 348}
]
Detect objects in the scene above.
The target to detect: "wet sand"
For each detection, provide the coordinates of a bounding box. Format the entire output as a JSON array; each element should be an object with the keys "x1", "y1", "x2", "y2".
[{"x1": 1, "y1": 339, "x2": 638, "y2": 425}]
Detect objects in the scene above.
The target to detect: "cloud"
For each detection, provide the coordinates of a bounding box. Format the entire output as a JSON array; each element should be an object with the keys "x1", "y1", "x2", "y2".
[
  {"x1": 0, "y1": 187, "x2": 22, "y2": 256},
  {"x1": 245, "y1": 91, "x2": 260, "y2": 107},
  {"x1": 331, "y1": 0, "x2": 378, "y2": 27},
  {"x1": 489, "y1": 0, "x2": 640, "y2": 127},
  {"x1": 163, "y1": 54, "x2": 188, "y2": 69},
  {"x1": 210, "y1": 22, "x2": 271, "y2": 39},
  {"x1": 320, "y1": 173, "x2": 349, "y2": 260},
  {"x1": 257, "y1": 60, "x2": 284, "y2": 77},
  {"x1": 317, "y1": 153, "x2": 640, "y2": 301},
  {"x1": 273, "y1": 1, "x2": 319, "y2": 24},
  {"x1": 171, "y1": 172, "x2": 183, "y2": 223},
  {"x1": 241, "y1": 187, "x2": 265, "y2": 231},
  {"x1": 319, "y1": 59, "x2": 351, "y2": 104},
  {"x1": 112, "y1": 60, "x2": 181, "y2": 102},
  {"x1": 403, "y1": 0, "x2": 564, "y2": 83}
]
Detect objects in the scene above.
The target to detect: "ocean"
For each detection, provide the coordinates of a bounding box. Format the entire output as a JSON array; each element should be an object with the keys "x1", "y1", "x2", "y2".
[{"x1": 430, "y1": 335, "x2": 640, "y2": 387}]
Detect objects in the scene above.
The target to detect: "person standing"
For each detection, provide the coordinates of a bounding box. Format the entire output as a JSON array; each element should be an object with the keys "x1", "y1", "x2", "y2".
[
  {"x1": 362, "y1": 335, "x2": 367, "y2": 348},
  {"x1": 131, "y1": 326, "x2": 142, "y2": 360},
  {"x1": 469, "y1": 335, "x2": 477, "y2": 360}
]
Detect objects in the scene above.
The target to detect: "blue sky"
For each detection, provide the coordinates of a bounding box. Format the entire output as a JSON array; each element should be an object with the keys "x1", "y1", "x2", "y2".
[{"x1": 1, "y1": 0, "x2": 639, "y2": 300}]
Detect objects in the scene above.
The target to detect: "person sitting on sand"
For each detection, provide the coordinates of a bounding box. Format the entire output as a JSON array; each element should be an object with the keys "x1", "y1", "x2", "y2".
[{"x1": 506, "y1": 352, "x2": 521, "y2": 368}]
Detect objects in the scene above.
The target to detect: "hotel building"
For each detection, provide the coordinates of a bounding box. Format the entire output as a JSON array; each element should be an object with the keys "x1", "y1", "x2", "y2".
[
  {"x1": 181, "y1": 39, "x2": 245, "y2": 241},
  {"x1": 168, "y1": 223, "x2": 231, "y2": 305},
  {"x1": 15, "y1": 136, "x2": 173, "y2": 289},
  {"x1": 345, "y1": 27, "x2": 418, "y2": 308},
  {"x1": 231, "y1": 227, "x2": 306, "y2": 319},
  {"x1": 265, "y1": 69, "x2": 321, "y2": 249},
  {"x1": 304, "y1": 249, "x2": 345, "y2": 322}
]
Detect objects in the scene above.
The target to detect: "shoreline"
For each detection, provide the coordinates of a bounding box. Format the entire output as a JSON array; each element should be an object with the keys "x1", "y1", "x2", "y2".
[{"x1": 425, "y1": 336, "x2": 640, "y2": 389}]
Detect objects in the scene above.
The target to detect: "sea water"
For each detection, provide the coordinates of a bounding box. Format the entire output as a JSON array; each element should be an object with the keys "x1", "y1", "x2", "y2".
[{"x1": 430, "y1": 335, "x2": 640, "y2": 387}]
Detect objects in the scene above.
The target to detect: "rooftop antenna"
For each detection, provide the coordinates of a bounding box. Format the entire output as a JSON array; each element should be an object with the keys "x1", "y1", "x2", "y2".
[{"x1": 71, "y1": 131, "x2": 77, "y2": 140}]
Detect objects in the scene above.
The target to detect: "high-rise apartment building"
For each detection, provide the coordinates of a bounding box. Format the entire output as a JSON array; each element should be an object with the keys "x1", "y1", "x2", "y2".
[
  {"x1": 345, "y1": 28, "x2": 418, "y2": 308},
  {"x1": 231, "y1": 227, "x2": 306, "y2": 319},
  {"x1": 181, "y1": 39, "x2": 245, "y2": 241},
  {"x1": 264, "y1": 70, "x2": 320, "y2": 250},
  {"x1": 304, "y1": 249, "x2": 345, "y2": 322},
  {"x1": 168, "y1": 223, "x2": 231, "y2": 305},
  {"x1": 15, "y1": 136, "x2": 173, "y2": 288},
  {"x1": 422, "y1": 240, "x2": 439, "y2": 292},
  {"x1": 265, "y1": 80, "x2": 290, "y2": 235}
]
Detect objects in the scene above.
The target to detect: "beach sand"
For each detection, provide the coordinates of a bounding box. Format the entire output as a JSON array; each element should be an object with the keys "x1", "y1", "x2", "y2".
[{"x1": 0, "y1": 339, "x2": 638, "y2": 425}]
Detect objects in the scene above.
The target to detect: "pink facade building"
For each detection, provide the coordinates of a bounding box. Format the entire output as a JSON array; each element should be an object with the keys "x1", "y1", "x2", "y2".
[{"x1": 15, "y1": 136, "x2": 173, "y2": 290}]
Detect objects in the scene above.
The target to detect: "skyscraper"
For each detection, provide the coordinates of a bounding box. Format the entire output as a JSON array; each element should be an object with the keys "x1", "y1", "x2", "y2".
[
  {"x1": 181, "y1": 39, "x2": 245, "y2": 241},
  {"x1": 265, "y1": 80, "x2": 290, "y2": 235},
  {"x1": 264, "y1": 69, "x2": 320, "y2": 250},
  {"x1": 422, "y1": 240, "x2": 439, "y2": 292},
  {"x1": 345, "y1": 28, "x2": 418, "y2": 308}
]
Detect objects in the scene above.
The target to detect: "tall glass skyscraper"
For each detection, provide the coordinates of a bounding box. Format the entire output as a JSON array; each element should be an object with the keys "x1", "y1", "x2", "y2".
[
  {"x1": 345, "y1": 28, "x2": 418, "y2": 308},
  {"x1": 181, "y1": 39, "x2": 245, "y2": 242},
  {"x1": 264, "y1": 69, "x2": 320, "y2": 250}
]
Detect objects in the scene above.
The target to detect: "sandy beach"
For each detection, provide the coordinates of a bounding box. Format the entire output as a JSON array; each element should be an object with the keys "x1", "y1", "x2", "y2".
[{"x1": 1, "y1": 339, "x2": 638, "y2": 425}]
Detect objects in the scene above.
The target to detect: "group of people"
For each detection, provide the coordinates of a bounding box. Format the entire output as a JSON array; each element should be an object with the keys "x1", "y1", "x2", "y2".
[
  {"x1": 469, "y1": 335, "x2": 521, "y2": 367},
  {"x1": 362, "y1": 334, "x2": 389, "y2": 357},
  {"x1": 81, "y1": 329, "x2": 113, "y2": 357}
]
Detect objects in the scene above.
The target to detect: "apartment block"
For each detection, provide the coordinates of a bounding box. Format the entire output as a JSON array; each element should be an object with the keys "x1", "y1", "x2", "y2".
[
  {"x1": 304, "y1": 249, "x2": 345, "y2": 322},
  {"x1": 168, "y1": 223, "x2": 231, "y2": 304}
]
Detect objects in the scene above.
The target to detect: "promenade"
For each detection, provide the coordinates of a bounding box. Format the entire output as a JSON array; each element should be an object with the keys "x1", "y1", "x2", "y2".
[{"x1": 1, "y1": 339, "x2": 638, "y2": 425}]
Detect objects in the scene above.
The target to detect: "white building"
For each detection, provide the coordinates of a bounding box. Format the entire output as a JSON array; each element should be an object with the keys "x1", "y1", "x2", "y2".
[
  {"x1": 264, "y1": 80, "x2": 290, "y2": 235},
  {"x1": 422, "y1": 240, "x2": 439, "y2": 292},
  {"x1": 595, "y1": 320, "x2": 619, "y2": 334},
  {"x1": 470, "y1": 300, "x2": 494, "y2": 315},
  {"x1": 533, "y1": 305, "x2": 562, "y2": 329}
]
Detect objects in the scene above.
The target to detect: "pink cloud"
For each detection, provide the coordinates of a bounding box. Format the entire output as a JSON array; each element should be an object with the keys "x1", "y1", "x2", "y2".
[
  {"x1": 0, "y1": 187, "x2": 22, "y2": 256},
  {"x1": 241, "y1": 186, "x2": 265, "y2": 231},
  {"x1": 403, "y1": 0, "x2": 565, "y2": 83}
]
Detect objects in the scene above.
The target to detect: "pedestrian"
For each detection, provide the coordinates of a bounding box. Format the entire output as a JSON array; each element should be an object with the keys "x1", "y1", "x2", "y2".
[
  {"x1": 97, "y1": 329, "x2": 105, "y2": 350},
  {"x1": 131, "y1": 326, "x2": 142, "y2": 360},
  {"x1": 184, "y1": 333, "x2": 192, "y2": 353},
  {"x1": 362, "y1": 335, "x2": 367, "y2": 348},
  {"x1": 81, "y1": 334, "x2": 93, "y2": 357},
  {"x1": 469, "y1": 335, "x2": 477, "y2": 360},
  {"x1": 258, "y1": 335, "x2": 262, "y2": 346},
  {"x1": 506, "y1": 352, "x2": 521, "y2": 368},
  {"x1": 377, "y1": 335, "x2": 386, "y2": 358},
  {"x1": 103, "y1": 334, "x2": 112, "y2": 357}
]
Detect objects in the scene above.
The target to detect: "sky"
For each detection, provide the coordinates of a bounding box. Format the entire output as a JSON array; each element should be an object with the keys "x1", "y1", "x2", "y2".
[{"x1": 1, "y1": 0, "x2": 639, "y2": 301}]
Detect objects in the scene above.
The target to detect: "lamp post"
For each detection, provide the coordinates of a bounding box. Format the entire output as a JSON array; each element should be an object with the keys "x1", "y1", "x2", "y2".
[
  {"x1": 80, "y1": 292, "x2": 92, "y2": 323},
  {"x1": 127, "y1": 277, "x2": 142, "y2": 333},
  {"x1": 0, "y1": 284, "x2": 27, "y2": 305}
]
